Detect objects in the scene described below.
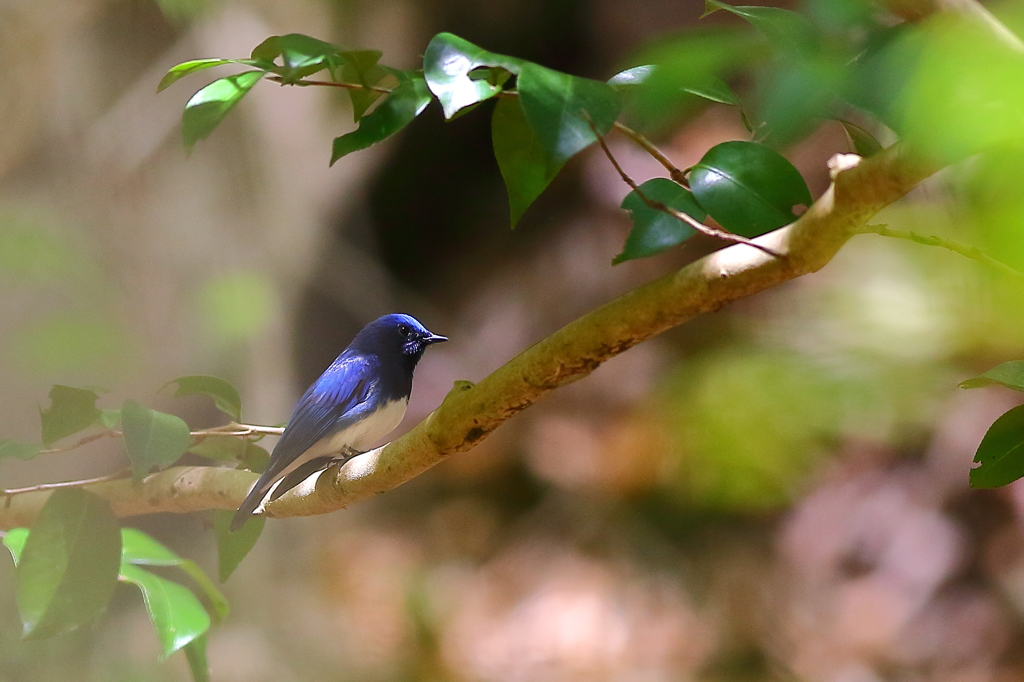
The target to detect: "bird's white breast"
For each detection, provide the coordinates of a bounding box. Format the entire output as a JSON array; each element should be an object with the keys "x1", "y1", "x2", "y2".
[{"x1": 311, "y1": 398, "x2": 409, "y2": 458}]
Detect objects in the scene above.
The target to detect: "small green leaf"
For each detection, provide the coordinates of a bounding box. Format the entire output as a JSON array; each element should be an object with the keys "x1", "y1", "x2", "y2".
[
  {"x1": 121, "y1": 528, "x2": 229, "y2": 622},
  {"x1": 681, "y1": 74, "x2": 742, "y2": 107},
  {"x1": 703, "y1": 0, "x2": 816, "y2": 54},
  {"x1": 689, "y1": 141, "x2": 812, "y2": 237},
  {"x1": 188, "y1": 435, "x2": 252, "y2": 462},
  {"x1": 185, "y1": 634, "x2": 211, "y2": 682},
  {"x1": 838, "y1": 120, "x2": 883, "y2": 157},
  {"x1": 40, "y1": 385, "x2": 102, "y2": 446},
  {"x1": 158, "y1": 59, "x2": 260, "y2": 92},
  {"x1": 3, "y1": 528, "x2": 30, "y2": 564},
  {"x1": 970, "y1": 405, "x2": 1024, "y2": 488},
  {"x1": 121, "y1": 400, "x2": 193, "y2": 480},
  {"x1": 213, "y1": 510, "x2": 265, "y2": 582},
  {"x1": 165, "y1": 375, "x2": 242, "y2": 421},
  {"x1": 336, "y1": 50, "x2": 387, "y2": 121},
  {"x1": 422, "y1": 33, "x2": 524, "y2": 119},
  {"x1": 608, "y1": 65, "x2": 655, "y2": 87},
  {"x1": 16, "y1": 489, "x2": 121, "y2": 639},
  {"x1": 518, "y1": 63, "x2": 621, "y2": 164},
  {"x1": 119, "y1": 564, "x2": 211, "y2": 660},
  {"x1": 331, "y1": 72, "x2": 432, "y2": 164},
  {"x1": 615, "y1": 179, "x2": 707, "y2": 264},
  {"x1": 238, "y1": 443, "x2": 270, "y2": 473},
  {"x1": 250, "y1": 33, "x2": 344, "y2": 83},
  {"x1": 182, "y1": 71, "x2": 264, "y2": 151},
  {"x1": 99, "y1": 409, "x2": 121, "y2": 430},
  {"x1": 0, "y1": 439, "x2": 41, "y2": 461},
  {"x1": 492, "y1": 97, "x2": 565, "y2": 227},
  {"x1": 960, "y1": 361, "x2": 1024, "y2": 392}
]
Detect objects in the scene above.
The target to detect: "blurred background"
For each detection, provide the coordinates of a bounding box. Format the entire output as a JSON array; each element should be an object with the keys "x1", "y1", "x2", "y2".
[{"x1": 3, "y1": 0, "x2": 1024, "y2": 680}]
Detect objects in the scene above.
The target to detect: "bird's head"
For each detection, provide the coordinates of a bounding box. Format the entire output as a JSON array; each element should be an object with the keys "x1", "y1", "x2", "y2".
[{"x1": 353, "y1": 313, "x2": 447, "y2": 360}]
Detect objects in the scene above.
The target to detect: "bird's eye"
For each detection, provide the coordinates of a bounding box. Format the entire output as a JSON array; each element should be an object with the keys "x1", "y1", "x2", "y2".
[{"x1": 398, "y1": 324, "x2": 411, "y2": 337}]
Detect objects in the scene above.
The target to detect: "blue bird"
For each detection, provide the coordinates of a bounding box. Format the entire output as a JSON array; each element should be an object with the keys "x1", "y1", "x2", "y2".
[{"x1": 231, "y1": 314, "x2": 447, "y2": 531}]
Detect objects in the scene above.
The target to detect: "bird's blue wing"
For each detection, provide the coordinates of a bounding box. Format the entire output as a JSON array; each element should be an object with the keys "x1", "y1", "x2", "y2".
[{"x1": 260, "y1": 354, "x2": 377, "y2": 483}]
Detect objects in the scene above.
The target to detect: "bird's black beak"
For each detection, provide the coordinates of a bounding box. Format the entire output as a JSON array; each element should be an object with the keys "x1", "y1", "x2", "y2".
[{"x1": 423, "y1": 333, "x2": 448, "y2": 345}]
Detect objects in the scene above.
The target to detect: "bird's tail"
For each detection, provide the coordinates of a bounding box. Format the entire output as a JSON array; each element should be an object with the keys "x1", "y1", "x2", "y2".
[{"x1": 230, "y1": 476, "x2": 273, "y2": 532}]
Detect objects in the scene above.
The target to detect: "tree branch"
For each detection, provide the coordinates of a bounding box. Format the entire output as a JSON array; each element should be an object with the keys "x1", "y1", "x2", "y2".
[{"x1": 0, "y1": 145, "x2": 936, "y2": 529}]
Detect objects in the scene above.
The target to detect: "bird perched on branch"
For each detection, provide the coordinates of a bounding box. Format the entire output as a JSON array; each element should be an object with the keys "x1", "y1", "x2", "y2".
[{"x1": 231, "y1": 313, "x2": 447, "y2": 531}]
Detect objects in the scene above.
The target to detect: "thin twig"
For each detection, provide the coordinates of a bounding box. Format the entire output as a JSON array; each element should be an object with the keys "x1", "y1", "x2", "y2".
[
  {"x1": 861, "y1": 224, "x2": 1024, "y2": 281},
  {"x1": 612, "y1": 121, "x2": 688, "y2": 186},
  {"x1": 2, "y1": 469, "x2": 131, "y2": 497},
  {"x1": 37, "y1": 430, "x2": 114, "y2": 455},
  {"x1": 266, "y1": 75, "x2": 393, "y2": 94},
  {"x1": 590, "y1": 121, "x2": 785, "y2": 260}
]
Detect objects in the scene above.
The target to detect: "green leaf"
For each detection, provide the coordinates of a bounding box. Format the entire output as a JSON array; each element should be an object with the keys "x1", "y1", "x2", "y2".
[
  {"x1": 16, "y1": 489, "x2": 121, "y2": 639},
  {"x1": 213, "y1": 510, "x2": 265, "y2": 582},
  {"x1": 121, "y1": 400, "x2": 193, "y2": 480},
  {"x1": 185, "y1": 634, "x2": 211, "y2": 682},
  {"x1": 119, "y1": 564, "x2": 211, "y2": 660},
  {"x1": 422, "y1": 33, "x2": 524, "y2": 119},
  {"x1": 960, "y1": 361, "x2": 1024, "y2": 391},
  {"x1": 492, "y1": 97, "x2": 565, "y2": 227},
  {"x1": 99, "y1": 409, "x2": 121, "y2": 429},
  {"x1": 164, "y1": 375, "x2": 242, "y2": 421},
  {"x1": 615, "y1": 179, "x2": 707, "y2": 264},
  {"x1": 608, "y1": 65, "x2": 655, "y2": 87},
  {"x1": 182, "y1": 70, "x2": 264, "y2": 151},
  {"x1": 0, "y1": 439, "x2": 41, "y2": 461},
  {"x1": 681, "y1": 74, "x2": 742, "y2": 107},
  {"x1": 3, "y1": 528, "x2": 30, "y2": 563},
  {"x1": 970, "y1": 405, "x2": 1024, "y2": 488},
  {"x1": 39, "y1": 385, "x2": 102, "y2": 446},
  {"x1": 517, "y1": 63, "x2": 620, "y2": 164},
  {"x1": 238, "y1": 442, "x2": 270, "y2": 473},
  {"x1": 624, "y1": 29, "x2": 753, "y2": 133},
  {"x1": 250, "y1": 33, "x2": 344, "y2": 83},
  {"x1": 158, "y1": 58, "x2": 260, "y2": 92},
  {"x1": 689, "y1": 141, "x2": 812, "y2": 237},
  {"x1": 335, "y1": 50, "x2": 387, "y2": 121},
  {"x1": 188, "y1": 435, "x2": 254, "y2": 462},
  {"x1": 702, "y1": 0, "x2": 816, "y2": 54},
  {"x1": 838, "y1": 120, "x2": 884, "y2": 158},
  {"x1": 330, "y1": 72, "x2": 432, "y2": 164},
  {"x1": 121, "y1": 528, "x2": 229, "y2": 622}
]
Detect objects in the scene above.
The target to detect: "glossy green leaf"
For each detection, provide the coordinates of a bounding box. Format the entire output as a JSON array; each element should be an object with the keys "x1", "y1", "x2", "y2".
[
  {"x1": 492, "y1": 97, "x2": 565, "y2": 227},
  {"x1": 518, "y1": 63, "x2": 620, "y2": 164},
  {"x1": 185, "y1": 634, "x2": 211, "y2": 682},
  {"x1": 608, "y1": 65, "x2": 655, "y2": 87},
  {"x1": 121, "y1": 400, "x2": 193, "y2": 480},
  {"x1": 422, "y1": 33, "x2": 523, "y2": 119},
  {"x1": 336, "y1": 50, "x2": 387, "y2": 121},
  {"x1": 703, "y1": 0, "x2": 816, "y2": 54},
  {"x1": 960, "y1": 361, "x2": 1024, "y2": 391},
  {"x1": 119, "y1": 564, "x2": 211, "y2": 660},
  {"x1": 158, "y1": 59, "x2": 259, "y2": 92},
  {"x1": 330, "y1": 72, "x2": 432, "y2": 164},
  {"x1": 624, "y1": 29, "x2": 753, "y2": 133},
  {"x1": 16, "y1": 489, "x2": 121, "y2": 639},
  {"x1": 0, "y1": 439, "x2": 40, "y2": 461},
  {"x1": 689, "y1": 141, "x2": 812, "y2": 237},
  {"x1": 250, "y1": 33, "x2": 344, "y2": 83},
  {"x1": 121, "y1": 528, "x2": 229, "y2": 622},
  {"x1": 40, "y1": 385, "x2": 101, "y2": 446},
  {"x1": 213, "y1": 510, "x2": 264, "y2": 582},
  {"x1": 165, "y1": 375, "x2": 242, "y2": 421},
  {"x1": 681, "y1": 74, "x2": 742, "y2": 107},
  {"x1": 182, "y1": 70, "x2": 264, "y2": 151},
  {"x1": 615, "y1": 179, "x2": 707, "y2": 264},
  {"x1": 970, "y1": 405, "x2": 1024, "y2": 488},
  {"x1": 838, "y1": 120, "x2": 883, "y2": 158},
  {"x1": 3, "y1": 528, "x2": 29, "y2": 563}
]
